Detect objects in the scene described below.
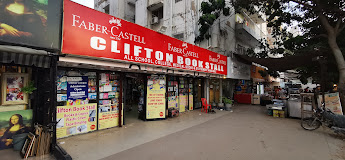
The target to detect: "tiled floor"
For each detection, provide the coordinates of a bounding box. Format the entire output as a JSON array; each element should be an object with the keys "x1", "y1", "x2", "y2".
[{"x1": 58, "y1": 108, "x2": 229, "y2": 160}]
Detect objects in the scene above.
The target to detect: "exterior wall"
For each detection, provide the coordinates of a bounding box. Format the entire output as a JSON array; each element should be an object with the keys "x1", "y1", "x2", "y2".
[
  {"x1": 251, "y1": 65, "x2": 266, "y2": 80},
  {"x1": 136, "y1": 0, "x2": 201, "y2": 45},
  {"x1": 135, "y1": 0, "x2": 148, "y2": 27},
  {"x1": 94, "y1": 0, "x2": 136, "y2": 22},
  {"x1": 227, "y1": 56, "x2": 251, "y2": 80},
  {"x1": 135, "y1": 0, "x2": 269, "y2": 58}
]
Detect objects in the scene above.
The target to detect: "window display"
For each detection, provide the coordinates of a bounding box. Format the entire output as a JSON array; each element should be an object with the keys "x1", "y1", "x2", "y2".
[
  {"x1": 167, "y1": 76, "x2": 178, "y2": 110},
  {"x1": 98, "y1": 72, "x2": 120, "y2": 130},
  {"x1": 56, "y1": 70, "x2": 98, "y2": 138},
  {"x1": 179, "y1": 77, "x2": 188, "y2": 112}
]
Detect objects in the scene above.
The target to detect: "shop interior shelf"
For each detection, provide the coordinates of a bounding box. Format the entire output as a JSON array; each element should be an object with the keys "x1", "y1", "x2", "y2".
[{"x1": 99, "y1": 104, "x2": 118, "y2": 106}]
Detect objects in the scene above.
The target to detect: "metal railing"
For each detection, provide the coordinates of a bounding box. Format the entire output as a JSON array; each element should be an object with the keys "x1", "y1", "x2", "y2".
[{"x1": 237, "y1": 12, "x2": 267, "y2": 40}]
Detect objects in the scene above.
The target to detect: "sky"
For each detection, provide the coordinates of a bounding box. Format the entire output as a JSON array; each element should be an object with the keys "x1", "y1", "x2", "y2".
[{"x1": 71, "y1": 0, "x2": 95, "y2": 9}]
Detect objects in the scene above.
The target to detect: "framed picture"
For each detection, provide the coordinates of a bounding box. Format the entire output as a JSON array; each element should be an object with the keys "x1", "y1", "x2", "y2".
[{"x1": 1, "y1": 73, "x2": 29, "y2": 105}]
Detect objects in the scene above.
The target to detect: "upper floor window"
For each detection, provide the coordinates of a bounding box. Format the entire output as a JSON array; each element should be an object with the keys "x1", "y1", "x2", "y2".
[
  {"x1": 152, "y1": 7, "x2": 163, "y2": 19},
  {"x1": 173, "y1": 33, "x2": 184, "y2": 41},
  {"x1": 104, "y1": 4, "x2": 109, "y2": 14}
]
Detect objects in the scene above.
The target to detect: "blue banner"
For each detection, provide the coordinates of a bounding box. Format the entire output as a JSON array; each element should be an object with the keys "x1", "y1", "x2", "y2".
[{"x1": 67, "y1": 76, "x2": 88, "y2": 100}]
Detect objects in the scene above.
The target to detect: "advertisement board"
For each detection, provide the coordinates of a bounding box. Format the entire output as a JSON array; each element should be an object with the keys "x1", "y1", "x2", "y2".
[
  {"x1": 179, "y1": 94, "x2": 187, "y2": 112},
  {"x1": 98, "y1": 106, "x2": 119, "y2": 130},
  {"x1": 168, "y1": 96, "x2": 178, "y2": 109},
  {"x1": 189, "y1": 95, "x2": 193, "y2": 110},
  {"x1": 146, "y1": 75, "x2": 166, "y2": 119},
  {"x1": 67, "y1": 76, "x2": 88, "y2": 101},
  {"x1": 318, "y1": 93, "x2": 343, "y2": 115},
  {"x1": 0, "y1": 109, "x2": 32, "y2": 150},
  {"x1": 56, "y1": 103, "x2": 97, "y2": 138},
  {"x1": 62, "y1": 0, "x2": 227, "y2": 75},
  {"x1": 0, "y1": 0, "x2": 61, "y2": 50}
]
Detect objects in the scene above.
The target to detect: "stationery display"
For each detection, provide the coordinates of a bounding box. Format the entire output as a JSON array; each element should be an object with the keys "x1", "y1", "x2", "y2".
[{"x1": 98, "y1": 73, "x2": 120, "y2": 130}]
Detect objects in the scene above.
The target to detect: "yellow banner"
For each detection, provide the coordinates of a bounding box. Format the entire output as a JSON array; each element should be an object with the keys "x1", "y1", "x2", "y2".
[
  {"x1": 168, "y1": 96, "x2": 178, "y2": 109},
  {"x1": 189, "y1": 95, "x2": 193, "y2": 110},
  {"x1": 56, "y1": 103, "x2": 97, "y2": 139},
  {"x1": 147, "y1": 75, "x2": 166, "y2": 119},
  {"x1": 179, "y1": 94, "x2": 187, "y2": 112},
  {"x1": 98, "y1": 106, "x2": 120, "y2": 130}
]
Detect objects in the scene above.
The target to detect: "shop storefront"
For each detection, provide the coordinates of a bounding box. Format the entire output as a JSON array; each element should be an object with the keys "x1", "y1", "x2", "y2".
[
  {"x1": 56, "y1": 0, "x2": 227, "y2": 138},
  {"x1": 226, "y1": 56, "x2": 251, "y2": 104},
  {"x1": 0, "y1": 52, "x2": 58, "y2": 151},
  {"x1": 0, "y1": 0, "x2": 62, "y2": 155}
]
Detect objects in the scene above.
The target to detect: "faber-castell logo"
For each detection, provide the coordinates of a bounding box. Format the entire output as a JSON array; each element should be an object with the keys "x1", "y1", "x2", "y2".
[
  {"x1": 182, "y1": 42, "x2": 188, "y2": 49},
  {"x1": 109, "y1": 17, "x2": 122, "y2": 29},
  {"x1": 71, "y1": 14, "x2": 146, "y2": 44},
  {"x1": 167, "y1": 42, "x2": 199, "y2": 58}
]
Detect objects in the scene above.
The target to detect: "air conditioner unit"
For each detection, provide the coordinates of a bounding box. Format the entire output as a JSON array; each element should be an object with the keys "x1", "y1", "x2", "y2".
[{"x1": 151, "y1": 16, "x2": 159, "y2": 24}]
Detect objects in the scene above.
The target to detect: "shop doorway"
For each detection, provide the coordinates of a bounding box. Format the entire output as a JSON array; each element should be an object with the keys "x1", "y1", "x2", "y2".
[
  {"x1": 123, "y1": 73, "x2": 146, "y2": 125},
  {"x1": 193, "y1": 78, "x2": 204, "y2": 109},
  {"x1": 210, "y1": 79, "x2": 221, "y2": 104}
]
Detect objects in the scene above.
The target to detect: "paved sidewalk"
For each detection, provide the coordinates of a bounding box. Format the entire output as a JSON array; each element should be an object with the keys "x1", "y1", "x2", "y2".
[
  {"x1": 58, "y1": 108, "x2": 230, "y2": 160},
  {"x1": 102, "y1": 105, "x2": 345, "y2": 160}
]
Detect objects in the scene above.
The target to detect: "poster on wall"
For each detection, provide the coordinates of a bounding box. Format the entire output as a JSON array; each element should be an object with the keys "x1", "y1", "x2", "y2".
[
  {"x1": 146, "y1": 75, "x2": 166, "y2": 119},
  {"x1": 0, "y1": 109, "x2": 32, "y2": 150},
  {"x1": 318, "y1": 93, "x2": 343, "y2": 115},
  {"x1": 168, "y1": 97, "x2": 178, "y2": 109},
  {"x1": 189, "y1": 95, "x2": 193, "y2": 110},
  {"x1": 98, "y1": 106, "x2": 119, "y2": 130},
  {"x1": 0, "y1": 0, "x2": 62, "y2": 50},
  {"x1": 1, "y1": 73, "x2": 28, "y2": 105},
  {"x1": 56, "y1": 103, "x2": 97, "y2": 138},
  {"x1": 179, "y1": 95, "x2": 187, "y2": 112},
  {"x1": 57, "y1": 76, "x2": 67, "y2": 91},
  {"x1": 67, "y1": 76, "x2": 88, "y2": 101}
]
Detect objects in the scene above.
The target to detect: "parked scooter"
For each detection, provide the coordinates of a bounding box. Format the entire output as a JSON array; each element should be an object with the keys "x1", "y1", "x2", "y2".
[{"x1": 301, "y1": 105, "x2": 345, "y2": 135}]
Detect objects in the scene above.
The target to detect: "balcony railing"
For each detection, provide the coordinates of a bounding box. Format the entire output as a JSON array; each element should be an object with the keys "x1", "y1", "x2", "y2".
[
  {"x1": 147, "y1": 0, "x2": 163, "y2": 11},
  {"x1": 235, "y1": 12, "x2": 266, "y2": 41}
]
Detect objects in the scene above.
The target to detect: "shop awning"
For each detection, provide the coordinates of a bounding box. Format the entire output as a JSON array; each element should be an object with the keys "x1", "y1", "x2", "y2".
[
  {"x1": 234, "y1": 53, "x2": 320, "y2": 71},
  {"x1": 0, "y1": 45, "x2": 54, "y2": 68},
  {"x1": 0, "y1": 52, "x2": 51, "y2": 68}
]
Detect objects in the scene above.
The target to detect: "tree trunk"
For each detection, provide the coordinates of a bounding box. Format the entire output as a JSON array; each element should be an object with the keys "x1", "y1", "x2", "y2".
[{"x1": 328, "y1": 34, "x2": 345, "y2": 114}]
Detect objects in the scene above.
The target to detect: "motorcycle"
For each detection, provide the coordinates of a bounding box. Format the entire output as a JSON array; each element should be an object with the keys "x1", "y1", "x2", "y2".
[{"x1": 301, "y1": 106, "x2": 345, "y2": 135}]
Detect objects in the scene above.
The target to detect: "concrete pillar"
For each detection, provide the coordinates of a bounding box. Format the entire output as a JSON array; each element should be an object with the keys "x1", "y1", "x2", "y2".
[
  {"x1": 205, "y1": 78, "x2": 209, "y2": 103},
  {"x1": 220, "y1": 79, "x2": 223, "y2": 103}
]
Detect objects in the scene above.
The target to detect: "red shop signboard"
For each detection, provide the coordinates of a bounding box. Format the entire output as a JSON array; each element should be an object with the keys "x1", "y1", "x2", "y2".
[{"x1": 62, "y1": 0, "x2": 227, "y2": 75}]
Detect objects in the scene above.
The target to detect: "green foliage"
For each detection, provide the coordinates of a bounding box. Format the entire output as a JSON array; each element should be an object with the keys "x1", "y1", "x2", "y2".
[
  {"x1": 21, "y1": 81, "x2": 37, "y2": 94},
  {"x1": 258, "y1": 70, "x2": 280, "y2": 79},
  {"x1": 222, "y1": 97, "x2": 233, "y2": 104},
  {"x1": 197, "y1": 0, "x2": 345, "y2": 92},
  {"x1": 196, "y1": 0, "x2": 230, "y2": 42}
]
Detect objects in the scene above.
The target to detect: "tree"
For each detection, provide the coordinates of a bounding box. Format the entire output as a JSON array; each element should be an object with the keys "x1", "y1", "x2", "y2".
[{"x1": 197, "y1": 0, "x2": 345, "y2": 114}]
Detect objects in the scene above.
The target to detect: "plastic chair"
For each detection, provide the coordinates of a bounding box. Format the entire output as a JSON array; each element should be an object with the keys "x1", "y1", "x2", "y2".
[{"x1": 201, "y1": 98, "x2": 211, "y2": 113}]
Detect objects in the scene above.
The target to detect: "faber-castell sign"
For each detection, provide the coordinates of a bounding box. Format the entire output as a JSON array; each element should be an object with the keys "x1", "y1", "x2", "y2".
[{"x1": 62, "y1": 0, "x2": 227, "y2": 75}]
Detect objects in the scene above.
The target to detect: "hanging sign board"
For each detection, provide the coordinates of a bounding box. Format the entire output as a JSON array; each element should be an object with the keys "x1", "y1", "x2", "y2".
[{"x1": 62, "y1": 0, "x2": 227, "y2": 75}]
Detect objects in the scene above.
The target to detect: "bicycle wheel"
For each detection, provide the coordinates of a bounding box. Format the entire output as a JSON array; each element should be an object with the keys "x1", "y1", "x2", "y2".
[{"x1": 301, "y1": 117, "x2": 321, "y2": 131}]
